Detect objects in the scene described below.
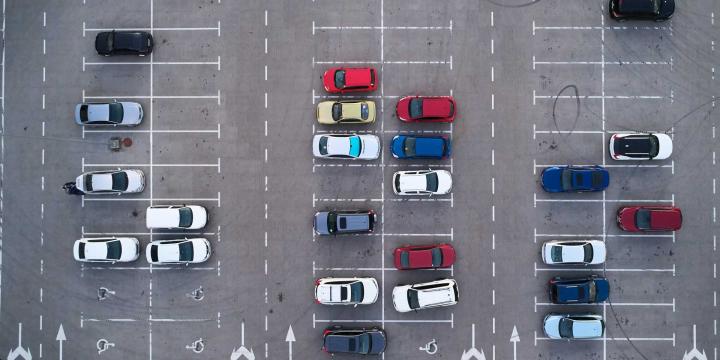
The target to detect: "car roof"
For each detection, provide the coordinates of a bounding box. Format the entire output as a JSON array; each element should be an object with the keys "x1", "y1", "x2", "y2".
[
  {"x1": 317, "y1": 283, "x2": 349, "y2": 302},
  {"x1": 83, "y1": 242, "x2": 110, "y2": 260},
  {"x1": 408, "y1": 248, "x2": 434, "y2": 267},
  {"x1": 156, "y1": 242, "x2": 181, "y2": 262},
  {"x1": 344, "y1": 68, "x2": 372, "y2": 87},
  {"x1": 325, "y1": 333, "x2": 359, "y2": 352},
  {"x1": 559, "y1": 244, "x2": 585, "y2": 262},
  {"x1": 341, "y1": 102, "x2": 363, "y2": 119},
  {"x1": 87, "y1": 104, "x2": 111, "y2": 122},
  {"x1": 399, "y1": 173, "x2": 427, "y2": 191},
  {"x1": 91, "y1": 173, "x2": 114, "y2": 191},
  {"x1": 337, "y1": 213, "x2": 370, "y2": 231},
  {"x1": 556, "y1": 282, "x2": 589, "y2": 302},
  {"x1": 325, "y1": 136, "x2": 351, "y2": 155},
  {"x1": 417, "y1": 287, "x2": 454, "y2": 307},
  {"x1": 146, "y1": 207, "x2": 181, "y2": 227},
  {"x1": 413, "y1": 137, "x2": 445, "y2": 157},
  {"x1": 615, "y1": 134, "x2": 654, "y2": 155},
  {"x1": 422, "y1": 98, "x2": 453, "y2": 118},
  {"x1": 619, "y1": 0, "x2": 658, "y2": 14},
  {"x1": 572, "y1": 319, "x2": 603, "y2": 338}
]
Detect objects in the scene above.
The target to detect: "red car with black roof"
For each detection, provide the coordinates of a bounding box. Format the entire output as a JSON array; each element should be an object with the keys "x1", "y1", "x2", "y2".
[
  {"x1": 396, "y1": 96, "x2": 456, "y2": 123},
  {"x1": 393, "y1": 243, "x2": 455, "y2": 270},
  {"x1": 322, "y1": 67, "x2": 377, "y2": 93},
  {"x1": 617, "y1": 206, "x2": 682, "y2": 232}
]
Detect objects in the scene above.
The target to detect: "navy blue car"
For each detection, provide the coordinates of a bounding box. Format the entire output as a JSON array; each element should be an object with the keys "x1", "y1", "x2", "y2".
[
  {"x1": 549, "y1": 276, "x2": 610, "y2": 304},
  {"x1": 391, "y1": 135, "x2": 450, "y2": 159},
  {"x1": 540, "y1": 166, "x2": 609, "y2": 193},
  {"x1": 322, "y1": 327, "x2": 386, "y2": 355}
]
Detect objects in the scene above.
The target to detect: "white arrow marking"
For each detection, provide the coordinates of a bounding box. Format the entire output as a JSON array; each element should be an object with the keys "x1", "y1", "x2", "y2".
[
  {"x1": 285, "y1": 325, "x2": 296, "y2": 360},
  {"x1": 56, "y1": 325, "x2": 66, "y2": 360},
  {"x1": 510, "y1": 326, "x2": 520, "y2": 360}
]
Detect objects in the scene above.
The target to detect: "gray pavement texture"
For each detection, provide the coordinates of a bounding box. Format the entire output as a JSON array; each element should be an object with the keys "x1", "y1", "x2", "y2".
[{"x1": 0, "y1": 0, "x2": 718, "y2": 359}]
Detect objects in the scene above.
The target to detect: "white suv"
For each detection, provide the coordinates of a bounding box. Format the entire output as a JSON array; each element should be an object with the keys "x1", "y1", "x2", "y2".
[
  {"x1": 392, "y1": 279, "x2": 458, "y2": 312},
  {"x1": 146, "y1": 205, "x2": 208, "y2": 230}
]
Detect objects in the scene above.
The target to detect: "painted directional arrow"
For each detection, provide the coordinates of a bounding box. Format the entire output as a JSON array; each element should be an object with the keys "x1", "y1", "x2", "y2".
[
  {"x1": 461, "y1": 324, "x2": 486, "y2": 360},
  {"x1": 510, "y1": 326, "x2": 520, "y2": 360},
  {"x1": 56, "y1": 325, "x2": 66, "y2": 360},
  {"x1": 682, "y1": 325, "x2": 706, "y2": 360},
  {"x1": 285, "y1": 325, "x2": 296, "y2": 360}
]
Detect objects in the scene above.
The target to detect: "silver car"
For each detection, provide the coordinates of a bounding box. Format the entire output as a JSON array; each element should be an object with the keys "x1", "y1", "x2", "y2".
[
  {"x1": 75, "y1": 101, "x2": 143, "y2": 126},
  {"x1": 543, "y1": 313, "x2": 604, "y2": 339}
]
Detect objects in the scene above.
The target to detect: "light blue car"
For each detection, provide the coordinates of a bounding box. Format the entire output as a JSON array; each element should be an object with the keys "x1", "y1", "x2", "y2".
[{"x1": 543, "y1": 313, "x2": 604, "y2": 339}]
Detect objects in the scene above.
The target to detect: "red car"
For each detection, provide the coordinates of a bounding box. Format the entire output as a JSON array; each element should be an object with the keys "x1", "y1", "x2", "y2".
[
  {"x1": 322, "y1": 67, "x2": 377, "y2": 93},
  {"x1": 393, "y1": 244, "x2": 455, "y2": 270},
  {"x1": 396, "y1": 96, "x2": 456, "y2": 123},
  {"x1": 617, "y1": 206, "x2": 682, "y2": 232}
]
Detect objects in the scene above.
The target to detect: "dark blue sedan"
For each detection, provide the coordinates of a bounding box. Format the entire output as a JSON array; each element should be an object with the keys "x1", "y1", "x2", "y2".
[
  {"x1": 549, "y1": 276, "x2": 610, "y2": 304},
  {"x1": 391, "y1": 135, "x2": 451, "y2": 159},
  {"x1": 540, "y1": 165, "x2": 609, "y2": 192}
]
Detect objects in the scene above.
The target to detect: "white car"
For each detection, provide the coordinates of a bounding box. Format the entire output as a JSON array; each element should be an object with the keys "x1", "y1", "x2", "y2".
[
  {"x1": 392, "y1": 279, "x2": 458, "y2": 313},
  {"x1": 146, "y1": 238, "x2": 211, "y2": 265},
  {"x1": 392, "y1": 169, "x2": 452, "y2": 195},
  {"x1": 541, "y1": 240, "x2": 606, "y2": 265},
  {"x1": 314, "y1": 277, "x2": 379, "y2": 306},
  {"x1": 75, "y1": 169, "x2": 145, "y2": 194},
  {"x1": 312, "y1": 134, "x2": 381, "y2": 160},
  {"x1": 543, "y1": 313, "x2": 604, "y2": 339},
  {"x1": 146, "y1": 205, "x2": 208, "y2": 230},
  {"x1": 73, "y1": 237, "x2": 140, "y2": 263},
  {"x1": 74, "y1": 101, "x2": 143, "y2": 126},
  {"x1": 609, "y1": 133, "x2": 672, "y2": 160}
]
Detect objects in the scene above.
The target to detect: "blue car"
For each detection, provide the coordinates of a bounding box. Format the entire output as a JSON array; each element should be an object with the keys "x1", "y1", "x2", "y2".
[
  {"x1": 540, "y1": 166, "x2": 609, "y2": 192},
  {"x1": 391, "y1": 135, "x2": 451, "y2": 159},
  {"x1": 549, "y1": 276, "x2": 610, "y2": 304}
]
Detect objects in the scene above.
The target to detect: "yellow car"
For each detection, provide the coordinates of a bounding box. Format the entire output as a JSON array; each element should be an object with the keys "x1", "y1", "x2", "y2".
[{"x1": 316, "y1": 100, "x2": 376, "y2": 124}]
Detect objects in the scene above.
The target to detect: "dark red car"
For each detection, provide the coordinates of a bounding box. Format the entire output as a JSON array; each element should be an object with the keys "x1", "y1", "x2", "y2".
[
  {"x1": 322, "y1": 67, "x2": 377, "y2": 93},
  {"x1": 396, "y1": 96, "x2": 456, "y2": 123},
  {"x1": 617, "y1": 206, "x2": 682, "y2": 232},
  {"x1": 393, "y1": 244, "x2": 455, "y2": 270}
]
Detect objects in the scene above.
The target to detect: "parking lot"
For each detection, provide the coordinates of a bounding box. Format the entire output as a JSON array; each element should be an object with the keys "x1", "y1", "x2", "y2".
[{"x1": 0, "y1": 0, "x2": 718, "y2": 359}]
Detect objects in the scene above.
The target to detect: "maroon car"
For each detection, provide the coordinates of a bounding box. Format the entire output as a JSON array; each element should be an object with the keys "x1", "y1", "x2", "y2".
[
  {"x1": 617, "y1": 206, "x2": 682, "y2": 232},
  {"x1": 393, "y1": 244, "x2": 455, "y2": 270},
  {"x1": 396, "y1": 96, "x2": 456, "y2": 123}
]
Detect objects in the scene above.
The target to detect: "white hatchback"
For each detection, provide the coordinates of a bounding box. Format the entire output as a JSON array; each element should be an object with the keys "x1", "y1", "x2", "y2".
[
  {"x1": 541, "y1": 240, "x2": 606, "y2": 265},
  {"x1": 312, "y1": 134, "x2": 381, "y2": 160},
  {"x1": 314, "y1": 277, "x2": 379, "y2": 306},
  {"x1": 146, "y1": 205, "x2": 208, "y2": 230},
  {"x1": 75, "y1": 169, "x2": 145, "y2": 194},
  {"x1": 146, "y1": 238, "x2": 211, "y2": 265},
  {"x1": 392, "y1": 169, "x2": 452, "y2": 195},
  {"x1": 73, "y1": 237, "x2": 140, "y2": 263},
  {"x1": 392, "y1": 279, "x2": 458, "y2": 313}
]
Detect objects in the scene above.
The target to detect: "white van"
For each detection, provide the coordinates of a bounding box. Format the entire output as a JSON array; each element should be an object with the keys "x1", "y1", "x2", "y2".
[{"x1": 146, "y1": 205, "x2": 208, "y2": 230}]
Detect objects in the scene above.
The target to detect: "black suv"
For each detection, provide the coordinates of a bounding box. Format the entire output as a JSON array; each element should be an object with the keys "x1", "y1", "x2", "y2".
[
  {"x1": 95, "y1": 31, "x2": 154, "y2": 56},
  {"x1": 322, "y1": 327, "x2": 386, "y2": 355},
  {"x1": 314, "y1": 210, "x2": 376, "y2": 235},
  {"x1": 609, "y1": 0, "x2": 674, "y2": 21}
]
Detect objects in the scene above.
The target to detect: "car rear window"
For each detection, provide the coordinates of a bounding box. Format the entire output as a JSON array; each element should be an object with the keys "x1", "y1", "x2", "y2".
[
  {"x1": 551, "y1": 246, "x2": 563, "y2": 263},
  {"x1": 407, "y1": 289, "x2": 420, "y2": 310},
  {"x1": 431, "y1": 248, "x2": 443, "y2": 267},
  {"x1": 79, "y1": 105, "x2": 89, "y2": 123},
  {"x1": 334, "y1": 70, "x2": 346, "y2": 89},
  {"x1": 77, "y1": 243, "x2": 86, "y2": 259},
  {"x1": 150, "y1": 245, "x2": 159, "y2": 262},
  {"x1": 409, "y1": 99, "x2": 423, "y2": 119},
  {"x1": 178, "y1": 207, "x2": 193, "y2": 228},
  {"x1": 111, "y1": 172, "x2": 129, "y2": 191},
  {"x1": 85, "y1": 175, "x2": 94, "y2": 191},
  {"x1": 319, "y1": 137, "x2": 328, "y2": 155},
  {"x1": 583, "y1": 243, "x2": 594, "y2": 263},
  {"x1": 425, "y1": 173, "x2": 439, "y2": 192},
  {"x1": 361, "y1": 103, "x2": 369, "y2": 120}
]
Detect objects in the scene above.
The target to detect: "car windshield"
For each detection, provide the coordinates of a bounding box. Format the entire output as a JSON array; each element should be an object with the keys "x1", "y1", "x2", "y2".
[
  {"x1": 361, "y1": 103, "x2": 369, "y2": 120},
  {"x1": 111, "y1": 172, "x2": 129, "y2": 191},
  {"x1": 358, "y1": 334, "x2": 371, "y2": 354},
  {"x1": 635, "y1": 209, "x2": 651, "y2": 230},
  {"x1": 178, "y1": 242, "x2": 194, "y2": 261},
  {"x1": 426, "y1": 173, "x2": 439, "y2": 192},
  {"x1": 409, "y1": 99, "x2": 423, "y2": 118},
  {"x1": 431, "y1": 248, "x2": 443, "y2": 267},
  {"x1": 327, "y1": 212, "x2": 337, "y2": 234},
  {"x1": 318, "y1": 137, "x2": 328, "y2": 155},
  {"x1": 561, "y1": 169, "x2": 573, "y2": 191},
  {"x1": 559, "y1": 318, "x2": 574, "y2": 338},
  {"x1": 349, "y1": 136, "x2": 362, "y2": 158},
  {"x1": 591, "y1": 171, "x2": 604, "y2": 188},
  {"x1": 334, "y1": 70, "x2": 346, "y2": 88},
  {"x1": 551, "y1": 246, "x2": 563, "y2": 262},
  {"x1": 648, "y1": 135, "x2": 659, "y2": 157},
  {"x1": 332, "y1": 103, "x2": 342, "y2": 121},
  {"x1": 106, "y1": 240, "x2": 122, "y2": 260},
  {"x1": 583, "y1": 243, "x2": 594, "y2": 263},
  {"x1": 79, "y1": 105, "x2": 89, "y2": 123},
  {"x1": 178, "y1": 207, "x2": 193, "y2": 228},
  {"x1": 404, "y1": 137, "x2": 416, "y2": 157},
  {"x1": 107, "y1": 32, "x2": 114, "y2": 50},
  {"x1": 349, "y1": 282, "x2": 364, "y2": 303},
  {"x1": 150, "y1": 245, "x2": 159, "y2": 262},
  {"x1": 108, "y1": 103, "x2": 124, "y2": 123},
  {"x1": 400, "y1": 251, "x2": 410, "y2": 268},
  {"x1": 407, "y1": 289, "x2": 420, "y2": 310}
]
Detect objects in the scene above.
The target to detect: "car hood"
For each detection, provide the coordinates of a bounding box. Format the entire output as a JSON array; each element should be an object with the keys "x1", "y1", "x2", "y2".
[
  {"x1": 594, "y1": 278, "x2": 610, "y2": 302},
  {"x1": 543, "y1": 315, "x2": 561, "y2": 338},
  {"x1": 392, "y1": 286, "x2": 412, "y2": 312},
  {"x1": 316, "y1": 102, "x2": 335, "y2": 124},
  {"x1": 368, "y1": 331, "x2": 387, "y2": 354},
  {"x1": 189, "y1": 206, "x2": 208, "y2": 229},
  {"x1": 125, "y1": 170, "x2": 145, "y2": 193},
  {"x1": 414, "y1": 137, "x2": 447, "y2": 158},
  {"x1": 573, "y1": 320, "x2": 603, "y2": 338},
  {"x1": 359, "y1": 135, "x2": 381, "y2": 160},
  {"x1": 423, "y1": 98, "x2": 454, "y2": 118},
  {"x1": 654, "y1": 133, "x2": 673, "y2": 160},
  {"x1": 360, "y1": 278, "x2": 379, "y2": 303},
  {"x1": 435, "y1": 170, "x2": 453, "y2": 194},
  {"x1": 314, "y1": 212, "x2": 330, "y2": 235},
  {"x1": 589, "y1": 241, "x2": 606, "y2": 264},
  {"x1": 120, "y1": 102, "x2": 143, "y2": 124},
  {"x1": 650, "y1": 209, "x2": 682, "y2": 230},
  {"x1": 541, "y1": 167, "x2": 563, "y2": 192}
]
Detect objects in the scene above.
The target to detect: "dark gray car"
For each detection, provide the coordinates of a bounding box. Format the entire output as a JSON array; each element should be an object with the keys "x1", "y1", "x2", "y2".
[
  {"x1": 322, "y1": 327, "x2": 386, "y2": 355},
  {"x1": 314, "y1": 210, "x2": 376, "y2": 235}
]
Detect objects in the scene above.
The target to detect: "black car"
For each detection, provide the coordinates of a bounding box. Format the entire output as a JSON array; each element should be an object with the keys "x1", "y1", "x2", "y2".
[
  {"x1": 609, "y1": 0, "x2": 674, "y2": 21},
  {"x1": 313, "y1": 210, "x2": 376, "y2": 235},
  {"x1": 95, "y1": 31, "x2": 154, "y2": 56},
  {"x1": 322, "y1": 327, "x2": 386, "y2": 355},
  {"x1": 549, "y1": 276, "x2": 610, "y2": 304}
]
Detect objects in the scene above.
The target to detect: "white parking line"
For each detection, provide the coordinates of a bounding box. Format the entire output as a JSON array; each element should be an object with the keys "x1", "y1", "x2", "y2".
[
  {"x1": 534, "y1": 262, "x2": 676, "y2": 276},
  {"x1": 313, "y1": 59, "x2": 452, "y2": 66},
  {"x1": 82, "y1": 266, "x2": 216, "y2": 271},
  {"x1": 313, "y1": 23, "x2": 452, "y2": 31},
  {"x1": 313, "y1": 163, "x2": 452, "y2": 168},
  {"x1": 532, "y1": 56, "x2": 670, "y2": 69},
  {"x1": 534, "y1": 296, "x2": 675, "y2": 312},
  {"x1": 83, "y1": 56, "x2": 221, "y2": 71},
  {"x1": 83, "y1": 22, "x2": 221, "y2": 37},
  {"x1": 82, "y1": 161, "x2": 220, "y2": 169},
  {"x1": 312, "y1": 313, "x2": 453, "y2": 328},
  {"x1": 534, "y1": 193, "x2": 674, "y2": 205},
  {"x1": 534, "y1": 332, "x2": 675, "y2": 345},
  {"x1": 532, "y1": 21, "x2": 670, "y2": 35}
]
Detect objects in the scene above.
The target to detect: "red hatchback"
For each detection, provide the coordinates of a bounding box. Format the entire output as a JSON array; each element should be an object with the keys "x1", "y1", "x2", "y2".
[
  {"x1": 396, "y1": 96, "x2": 456, "y2": 123},
  {"x1": 393, "y1": 244, "x2": 455, "y2": 270},
  {"x1": 617, "y1": 206, "x2": 682, "y2": 232},
  {"x1": 322, "y1": 67, "x2": 377, "y2": 93}
]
